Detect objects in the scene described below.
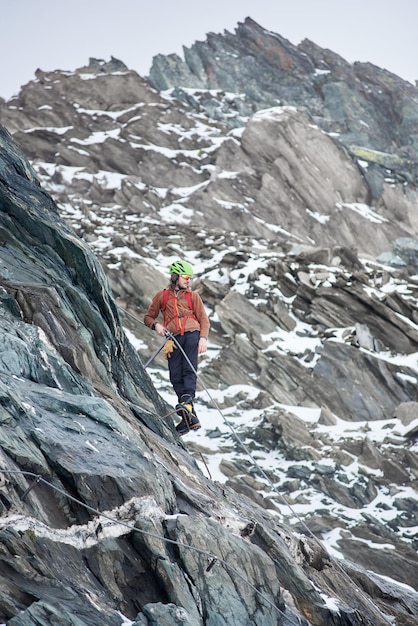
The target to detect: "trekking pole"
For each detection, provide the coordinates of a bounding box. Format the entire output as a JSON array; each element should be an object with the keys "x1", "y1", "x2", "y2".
[{"x1": 143, "y1": 339, "x2": 167, "y2": 369}]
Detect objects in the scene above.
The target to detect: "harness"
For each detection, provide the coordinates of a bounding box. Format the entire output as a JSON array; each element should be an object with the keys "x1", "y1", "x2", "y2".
[{"x1": 162, "y1": 289, "x2": 196, "y2": 335}]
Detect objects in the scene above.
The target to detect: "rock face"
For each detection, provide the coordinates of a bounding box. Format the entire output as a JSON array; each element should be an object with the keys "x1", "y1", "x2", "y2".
[
  {"x1": 0, "y1": 25, "x2": 417, "y2": 626},
  {"x1": 2, "y1": 121, "x2": 416, "y2": 626},
  {"x1": 149, "y1": 17, "x2": 418, "y2": 167},
  {"x1": 1, "y1": 54, "x2": 417, "y2": 263}
]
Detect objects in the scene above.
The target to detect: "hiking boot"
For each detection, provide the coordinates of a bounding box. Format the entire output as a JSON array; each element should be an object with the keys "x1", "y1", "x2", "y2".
[
  {"x1": 175, "y1": 415, "x2": 201, "y2": 435},
  {"x1": 175, "y1": 419, "x2": 191, "y2": 435},
  {"x1": 187, "y1": 411, "x2": 201, "y2": 430},
  {"x1": 175, "y1": 397, "x2": 201, "y2": 434},
  {"x1": 179, "y1": 393, "x2": 193, "y2": 406},
  {"x1": 176, "y1": 394, "x2": 196, "y2": 420},
  {"x1": 176, "y1": 401, "x2": 193, "y2": 420}
]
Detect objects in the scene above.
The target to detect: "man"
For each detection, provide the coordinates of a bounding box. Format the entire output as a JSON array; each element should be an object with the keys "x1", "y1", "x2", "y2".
[{"x1": 144, "y1": 260, "x2": 210, "y2": 435}]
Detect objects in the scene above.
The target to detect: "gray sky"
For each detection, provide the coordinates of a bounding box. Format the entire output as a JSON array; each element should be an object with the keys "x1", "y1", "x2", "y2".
[{"x1": 2, "y1": 0, "x2": 417, "y2": 100}]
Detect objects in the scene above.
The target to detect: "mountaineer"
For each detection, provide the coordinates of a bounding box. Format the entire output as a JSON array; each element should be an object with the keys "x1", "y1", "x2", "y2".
[{"x1": 144, "y1": 260, "x2": 210, "y2": 435}]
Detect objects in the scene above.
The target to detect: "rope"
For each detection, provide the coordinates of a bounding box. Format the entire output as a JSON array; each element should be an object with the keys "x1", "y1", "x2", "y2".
[
  {"x1": 122, "y1": 307, "x2": 393, "y2": 625},
  {"x1": 0, "y1": 468, "x2": 299, "y2": 624},
  {"x1": 164, "y1": 332, "x2": 286, "y2": 495},
  {"x1": 167, "y1": 330, "x2": 393, "y2": 624}
]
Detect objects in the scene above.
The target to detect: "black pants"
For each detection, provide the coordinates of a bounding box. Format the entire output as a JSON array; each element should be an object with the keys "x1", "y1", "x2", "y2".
[{"x1": 168, "y1": 331, "x2": 199, "y2": 401}]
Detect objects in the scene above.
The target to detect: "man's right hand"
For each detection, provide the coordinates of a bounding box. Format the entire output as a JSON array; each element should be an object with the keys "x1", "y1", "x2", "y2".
[{"x1": 154, "y1": 322, "x2": 167, "y2": 337}]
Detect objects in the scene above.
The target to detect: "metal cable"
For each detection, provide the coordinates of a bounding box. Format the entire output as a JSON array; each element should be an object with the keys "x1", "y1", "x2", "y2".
[
  {"x1": 122, "y1": 307, "x2": 393, "y2": 625},
  {"x1": 0, "y1": 468, "x2": 299, "y2": 624}
]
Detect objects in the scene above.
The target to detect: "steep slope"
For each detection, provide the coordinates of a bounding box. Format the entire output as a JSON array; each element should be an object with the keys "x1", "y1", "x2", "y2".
[
  {"x1": 1, "y1": 121, "x2": 417, "y2": 625},
  {"x1": 0, "y1": 23, "x2": 417, "y2": 625}
]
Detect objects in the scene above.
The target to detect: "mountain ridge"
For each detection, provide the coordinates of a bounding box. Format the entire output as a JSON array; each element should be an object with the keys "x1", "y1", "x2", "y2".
[{"x1": 149, "y1": 17, "x2": 418, "y2": 163}]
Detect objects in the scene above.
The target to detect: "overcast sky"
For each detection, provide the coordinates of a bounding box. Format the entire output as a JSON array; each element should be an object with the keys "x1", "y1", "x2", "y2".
[{"x1": 1, "y1": 0, "x2": 416, "y2": 100}]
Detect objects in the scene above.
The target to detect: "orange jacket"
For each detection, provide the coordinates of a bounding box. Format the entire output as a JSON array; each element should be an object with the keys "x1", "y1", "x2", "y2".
[{"x1": 144, "y1": 288, "x2": 210, "y2": 338}]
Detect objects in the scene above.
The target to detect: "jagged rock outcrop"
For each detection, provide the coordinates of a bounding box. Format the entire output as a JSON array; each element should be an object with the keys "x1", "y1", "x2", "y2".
[
  {"x1": 1, "y1": 58, "x2": 418, "y2": 264},
  {"x1": 149, "y1": 17, "x2": 418, "y2": 176}
]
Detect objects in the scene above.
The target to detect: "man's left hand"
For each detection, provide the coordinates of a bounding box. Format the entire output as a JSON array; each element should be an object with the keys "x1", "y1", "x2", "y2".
[{"x1": 198, "y1": 337, "x2": 207, "y2": 354}]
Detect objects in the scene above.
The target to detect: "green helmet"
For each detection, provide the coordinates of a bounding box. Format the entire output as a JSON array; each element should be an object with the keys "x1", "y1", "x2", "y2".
[{"x1": 169, "y1": 259, "x2": 194, "y2": 276}]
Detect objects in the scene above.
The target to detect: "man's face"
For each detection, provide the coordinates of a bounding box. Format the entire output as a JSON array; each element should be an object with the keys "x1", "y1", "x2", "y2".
[{"x1": 178, "y1": 274, "x2": 192, "y2": 289}]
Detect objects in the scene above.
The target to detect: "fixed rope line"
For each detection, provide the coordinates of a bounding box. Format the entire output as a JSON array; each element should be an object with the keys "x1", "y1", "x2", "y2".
[
  {"x1": 166, "y1": 329, "x2": 284, "y2": 492},
  {"x1": 121, "y1": 307, "x2": 393, "y2": 625},
  {"x1": 0, "y1": 468, "x2": 299, "y2": 624},
  {"x1": 124, "y1": 309, "x2": 289, "y2": 493},
  {"x1": 165, "y1": 330, "x2": 393, "y2": 626},
  {"x1": 123, "y1": 309, "x2": 278, "y2": 486}
]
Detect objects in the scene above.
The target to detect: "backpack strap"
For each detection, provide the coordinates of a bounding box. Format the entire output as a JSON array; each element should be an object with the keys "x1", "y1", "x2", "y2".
[
  {"x1": 162, "y1": 289, "x2": 196, "y2": 335},
  {"x1": 162, "y1": 289, "x2": 170, "y2": 311},
  {"x1": 185, "y1": 291, "x2": 193, "y2": 311},
  {"x1": 162, "y1": 289, "x2": 170, "y2": 328}
]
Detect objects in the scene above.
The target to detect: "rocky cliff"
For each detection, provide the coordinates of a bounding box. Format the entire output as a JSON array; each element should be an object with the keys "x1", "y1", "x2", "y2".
[
  {"x1": 0, "y1": 17, "x2": 417, "y2": 626},
  {"x1": 149, "y1": 18, "x2": 418, "y2": 180}
]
